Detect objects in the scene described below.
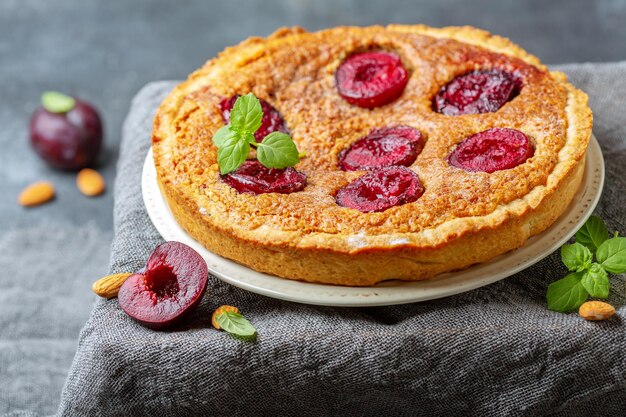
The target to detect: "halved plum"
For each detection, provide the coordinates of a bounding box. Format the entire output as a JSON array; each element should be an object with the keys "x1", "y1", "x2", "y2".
[
  {"x1": 118, "y1": 241, "x2": 208, "y2": 330},
  {"x1": 221, "y1": 160, "x2": 307, "y2": 195},
  {"x1": 447, "y1": 128, "x2": 534, "y2": 173},
  {"x1": 338, "y1": 126, "x2": 424, "y2": 171},
  {"x1": 434, "y1": 69, "x2": 521, "y2": 115},
  {"x1": 336, "y1": 166, "x2": 424, "y2": 213},
  {"x1": 220, "y1": 95, "x2": 288, "y2": 142},
  {"x1": 335, "y1": 51, "x2": 409, "y2": 108}
]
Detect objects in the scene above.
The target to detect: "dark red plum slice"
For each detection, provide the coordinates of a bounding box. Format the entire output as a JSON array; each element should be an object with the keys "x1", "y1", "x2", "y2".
[
  {"x1": 434, "y1": 69, "x2": 521, "y2": 115},
  {"x1": 219, "y1": 95, "x2": 288, "y2": 142},
  {"x1": 118, "y1": 241, "x2": 208, "y2": 330},
  {"x1": 335, "y1": 51, "x2": 409, "y2": 109},
  {"x1": 336, "y1": 166, "x2": 424, "y2": 213},
  {"x1": 447, "y1": 128, "x2": 534, "y2": 173},
  {"x1": 338, "y1": 126, "x2": 424, "y2": 171},
  {"x1": 221, "y1": 160, "x2": 307, "y2": 195}
]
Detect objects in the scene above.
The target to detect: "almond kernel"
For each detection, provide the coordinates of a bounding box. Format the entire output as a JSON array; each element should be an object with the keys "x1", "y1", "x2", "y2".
[
  {"x1": 77, "y1": 168, "x2": 106, "y2": 197},
  {"x1": 578, "y1": 301, "x2": 616, "y2": 321},
  {"x1": 92, "y1": 273, "x2": 133, "y2": 298},
  {"x1": 18, "y1": 181, "x2": 55, "y2": 207},
  {"x1": 211, "y1": 305, "x2": 240, "y2": 329}
]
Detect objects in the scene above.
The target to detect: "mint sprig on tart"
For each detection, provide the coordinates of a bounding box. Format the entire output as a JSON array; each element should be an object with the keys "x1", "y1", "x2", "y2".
[
  {"x1": 547, "y1": 215, "x2": 626, "y2": 312},
  {"x1": 213, "y1": 93, "x2": 300, "y2": 174}
]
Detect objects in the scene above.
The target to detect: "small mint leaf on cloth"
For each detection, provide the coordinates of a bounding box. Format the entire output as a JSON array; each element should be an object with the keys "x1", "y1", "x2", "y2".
[
  {"x1": 230, "y1": 93, "x2": 262, "y2": 135},
  {"x1": 581, "y1": 263, "x2": 610, "y2": 298},
  {"x1": 561, "y1": 242, "x2": 592, "y2": 272},
  {"x1": 215, "y1": 311, "x2": 257, "y2": 337},
  {"x1": 212, "y1": 126, "x2": 238, "y2": 148},
  {"x1": 547, "y1": 272, "x2": 589, "y2": 312},
  {"x1": 597, "y1": 236, "x2": 626, "y2": 274},
  {"x1": 41, "y1": 91, "x2": 76, "y2": 113},
  {"x1": 217, "y1": 136, "x2": 250, "y2": 175},
  {"x1": 576, "y1": 215, "x2": 609, "y2": 252},
  {"x1": 256, "y1": 132, "x2": 300, "y2": 169}
]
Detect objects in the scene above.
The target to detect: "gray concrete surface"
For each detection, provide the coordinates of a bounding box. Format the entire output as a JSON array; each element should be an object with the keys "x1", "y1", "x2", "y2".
[{"x1": 1, "y1": 0, "x2": 625, "y2": 414}]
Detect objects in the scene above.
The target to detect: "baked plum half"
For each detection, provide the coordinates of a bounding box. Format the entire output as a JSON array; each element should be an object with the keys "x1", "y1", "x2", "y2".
[
  {"x1": 221, "y1": 160, "x2": 307, "y2": 195},
  {"x1": 336, "y1": 166, "x2": 424, "y2": 213},
  {"x1": 434, "y1": 69, "x2": 521, "y2": 115},
  {"x1": 335, "y1": 51, "x2": 409, "y2": 108},
  {"x1": 447, "y1": 128, "x2": 534, "y2": 173},
  {"x1": 338, "y1": 126, "x2": 424, "y2": 171}
]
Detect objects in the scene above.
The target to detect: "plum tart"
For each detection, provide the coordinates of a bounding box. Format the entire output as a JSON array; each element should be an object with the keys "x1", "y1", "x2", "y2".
[{"x1": 152, "y1": 25, "x2": 592, "y2": 286}]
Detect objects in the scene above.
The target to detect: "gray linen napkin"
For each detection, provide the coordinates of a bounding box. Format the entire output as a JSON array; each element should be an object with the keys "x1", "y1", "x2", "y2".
[{"x1": 56, "y1": 62, "x2": 626, "y2": 417}]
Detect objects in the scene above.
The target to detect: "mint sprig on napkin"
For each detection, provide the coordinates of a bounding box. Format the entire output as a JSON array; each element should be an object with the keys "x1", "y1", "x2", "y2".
[
  {"x1": 547, "y1": 215, "x2": 626, "y2": 312},
  {"x1": 215, "y1": 311, "x2": 257, "y2": 338},
  {"x1": 213, "y1": 93, "x2": 300, "y2": 174}
]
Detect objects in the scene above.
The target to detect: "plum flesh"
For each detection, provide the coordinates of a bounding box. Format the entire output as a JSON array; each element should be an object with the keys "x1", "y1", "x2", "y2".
[
  {"x1": 118, "y1": 241, "x2": 208, "y2": 330},
  {"x1": 434, "y1": 69, "x2": 521, "y2": 116},
  {"x1": 447, "y1": 128, "x2": 534, "y2": 173},
  {"x1": 335, "y1": 51, "x2": 409, "y2": 109},
  {"x1": 336, "y1": 166, "x2": 424, "y2": 213},
  {"x1": 338, "y1": 126, "x2": 424, "y2": 171},
  {"x1": 221, "y1": 160, "x2": 307, "y2": 195}
]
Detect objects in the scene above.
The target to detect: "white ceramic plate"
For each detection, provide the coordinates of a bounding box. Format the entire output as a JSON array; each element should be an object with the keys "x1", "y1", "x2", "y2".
[{"x1": 142, "y1": 135, "x2": 604, "y2": 307}]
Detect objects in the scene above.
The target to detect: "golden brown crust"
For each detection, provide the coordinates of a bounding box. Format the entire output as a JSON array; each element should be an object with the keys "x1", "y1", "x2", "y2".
[{"x1": 152, "y1": 25, "x2": 593, "y2": 286}]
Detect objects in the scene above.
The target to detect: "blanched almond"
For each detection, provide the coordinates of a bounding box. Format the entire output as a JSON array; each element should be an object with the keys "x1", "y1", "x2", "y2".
[
  {"x1": 77, "y1": 168, "x2": 105, "y2": 196},
  {"x1": 211, "y1": 305, "x2": 240, "y2": 329},
  {"x1": 18, "y1": 181, "x2": 55, "y2": 207},
  {"x1": 578, "y1": 301, "x2": 616, "y2": 321}
]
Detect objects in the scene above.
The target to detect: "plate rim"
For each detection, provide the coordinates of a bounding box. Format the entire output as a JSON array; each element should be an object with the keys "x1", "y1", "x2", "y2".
[{"x1": 142, "y1": 135, "x2": 604, "y2": 307}]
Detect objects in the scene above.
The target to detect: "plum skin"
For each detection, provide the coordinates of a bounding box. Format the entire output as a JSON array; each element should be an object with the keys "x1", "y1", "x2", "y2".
[
  {"x1": 29, "y1": 99, "x2": 103, "y2": 170},
  {"x1": 118, "y1": 242, "x2": 209, "y2": 330}
]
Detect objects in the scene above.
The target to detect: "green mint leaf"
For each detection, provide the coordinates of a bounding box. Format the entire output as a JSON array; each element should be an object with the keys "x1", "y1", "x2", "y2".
[
  {"x1": 581, "y1": 263, "x2": 610, "y2": 298},
  {"x1": 576, "y1": 215, "x2": 609, "y2": 252},
  {"x1": 217, "y1": 136, "x2": 250, "y2": 175},
  {"x1": 256, "y1": 132, "x2": 300, "y2": 169},
  {"x1": 546, "y1": 272, "x2": 589, "y2": 312},
  {"x1": 41, "y1": 91, "x2": 76, "y2": 113},
  {"x1": 597, "y1": 236, "x2": 626, "y2": 274},
  {"x1": 215, "y1": 311, "x2": 256, "y2": 337},
  {"x1": 243, "y1": 132, "x2": 257, "y2": 145},
  {"x1": 561, "y1": 242, "x2": 592, "y2": 272},
  {"x1": 213, "y1": 126, "x2": 238, "y2": 148},
  {"x1": 230, "y1": 93, "x2": 262, "y2": 135}
]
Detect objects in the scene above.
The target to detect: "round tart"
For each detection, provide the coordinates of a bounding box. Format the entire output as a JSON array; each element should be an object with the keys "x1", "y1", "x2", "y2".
[{"x1": 152, "y1": 25, "x2": 592, "y2": 286}]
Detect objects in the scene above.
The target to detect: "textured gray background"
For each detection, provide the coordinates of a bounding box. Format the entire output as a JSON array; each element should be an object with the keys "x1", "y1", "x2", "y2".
[{"x1": 1, "y1": 0, "x2": 626, "y2": 415}]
